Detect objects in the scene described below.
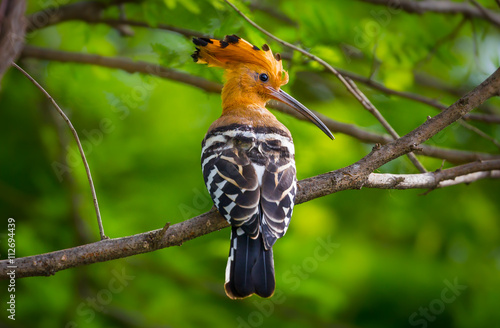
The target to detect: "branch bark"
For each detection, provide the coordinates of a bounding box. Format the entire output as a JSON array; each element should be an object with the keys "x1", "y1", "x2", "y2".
[
  {"x1": 365, "y1": 160, "x2": 500, "y2": 189},
  {"x1": 20, "y1": 45, "x2": 500, "y2": 165},
  {"x1": 359, "y1": 0, "x2": 500, "y2": 29},
  {"x1": 26, "y1": 0, "x2": 138, "y2": 33},
  {"x1": 2, "y1": 158, "x2": 499, "y2": 279},
  {"x1": 1, "y1": 68, "x2": 499, "y2": 279},
  {"x1": 0, "y1": 0, "x2": 26, "y2": 85}
]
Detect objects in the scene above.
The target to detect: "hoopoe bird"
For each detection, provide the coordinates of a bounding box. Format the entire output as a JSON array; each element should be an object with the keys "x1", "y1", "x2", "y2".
[{"x1": 192, "y1": 35, "x2": 333, "y2": 299}]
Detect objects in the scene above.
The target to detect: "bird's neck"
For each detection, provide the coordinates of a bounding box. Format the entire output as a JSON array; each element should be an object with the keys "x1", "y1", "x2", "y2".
[
  {"x1": 210, "y1": 79, "x2": 289, "y2": 134},
  {"x1": 221, "y1": 77, "x2": 266, "y2": 110}
]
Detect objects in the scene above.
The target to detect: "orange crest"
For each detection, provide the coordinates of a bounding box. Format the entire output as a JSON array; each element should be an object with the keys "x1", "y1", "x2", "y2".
[{"x1": 192, "y1": 35, "x2": 288, "y2": 86}]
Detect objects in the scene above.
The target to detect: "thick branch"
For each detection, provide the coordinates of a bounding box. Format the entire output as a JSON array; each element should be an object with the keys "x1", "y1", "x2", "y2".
[
  {"x1": 26, "y1": 0, "x2": 138, "y2": 33},
  {"x1": 359, "y1": 0, "x2": 500, "y2": 29},
  {"x1": 0, "y1": 0, "x2": 26, "y2": 84},
  {"x1": 26, "y1": 0, "x2": 207, "y2": 38},
  {"x1": 20, "y1": 45, "x2": 221, "y2": 93},
  {"x1": 20, "y1": 45, "x2": 500, "y2": 164},
  {"x1": 2, "y1": 157, "x2": 499, "y2": 279}
]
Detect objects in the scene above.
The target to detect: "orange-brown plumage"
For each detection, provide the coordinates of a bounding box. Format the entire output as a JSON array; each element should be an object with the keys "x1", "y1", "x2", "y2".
[
  {"x1": 192, "y1": 35, "x2": 291, "y2": 133},
  {"x1": 192, "y1": 35, "x2": 286, "y2": 83}
]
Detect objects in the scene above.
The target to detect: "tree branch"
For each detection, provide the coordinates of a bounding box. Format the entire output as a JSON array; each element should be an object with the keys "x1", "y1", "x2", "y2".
[
  {"x1": 26, "y1": 0, "x2": 138, "y2": 33},
  {"x1": 20, "y1": 45, "x2": 500, "y2": 165},
  {"x1": 26, "y1": 0, "x2": 207, "y2": 39},
  {"x1": 365, "y1": 159, "x2": 500, "y2": 189},
  {"x1": 2, "y1": 155, "x2": 499, "y2": 279},
  {"x1": 0, "y1": 0, "x2": 26, "y2": 85},
  {"x1": 359, "y1": 0, "x2": 500, "y2": 29},
  {"x1": 20, "y1": 45, "x2": 221, "y2": 92}
]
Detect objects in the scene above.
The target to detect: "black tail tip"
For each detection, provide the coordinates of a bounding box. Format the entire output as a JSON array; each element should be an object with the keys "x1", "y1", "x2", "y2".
[{"x1": 224, "y1": 283, "x2": 275, "y2": 300}]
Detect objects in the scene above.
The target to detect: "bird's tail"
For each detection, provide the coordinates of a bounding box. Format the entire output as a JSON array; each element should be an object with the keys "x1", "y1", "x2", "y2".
[{"x1": 224, "y1": 227, "x2": 275, "y2": 299}]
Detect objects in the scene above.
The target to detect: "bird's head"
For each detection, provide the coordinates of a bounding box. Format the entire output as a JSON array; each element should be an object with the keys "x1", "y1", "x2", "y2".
[{"x1": 192, "y1": 35, "x2": 333, "y2": 139}]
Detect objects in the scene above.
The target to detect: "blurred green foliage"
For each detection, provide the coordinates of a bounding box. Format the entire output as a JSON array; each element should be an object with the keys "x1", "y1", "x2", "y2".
[{"x1": 1, "y1": 0, "x2": 500, "y2": 327}]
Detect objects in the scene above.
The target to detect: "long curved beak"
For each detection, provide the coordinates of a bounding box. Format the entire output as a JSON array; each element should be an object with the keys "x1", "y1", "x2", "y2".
[{"x1": 267, "y1": 87, "x2": 334, "y2": 140}]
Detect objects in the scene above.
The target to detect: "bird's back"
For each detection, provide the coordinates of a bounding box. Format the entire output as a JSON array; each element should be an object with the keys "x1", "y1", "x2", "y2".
[{"x1": 201, "y1": 115, "x2": 297, "y2": 298}]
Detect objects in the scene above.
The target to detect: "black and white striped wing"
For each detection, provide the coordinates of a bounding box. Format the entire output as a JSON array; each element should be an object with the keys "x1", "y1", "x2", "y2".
[
  {"x1": 202, "y1": 147, "x2": 261, "y2": 238},
  {"x1": 260, "y1": 155, "x2": 297, "y2": 250}
]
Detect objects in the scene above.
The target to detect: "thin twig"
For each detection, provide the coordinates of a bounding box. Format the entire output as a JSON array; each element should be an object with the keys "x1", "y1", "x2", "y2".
[
  {"x1": 223, "y1": 0, "x2": 427, "y2": 173},
  {"x1": 11, "y1": 62, "x2": 108, "y2": 240},
  {"x1": 339, "y1": 69, "x2": 500, "y2": 124},
  {"x1": 414, "y1": 72, "x2": 500, "y2": 116},
  {"x1": 469, "y1": 0, "x2": 499, "y2": 25},
  {"x1": 368, "y1": 42, "x2": 380, "y2": 81},
  {"x1": 459, "y1": 119, "x2": 500, "y2": 149},
  {"x1": 340, "y1": 69, "x2": 500, "y2": 147},
  {"x1": 416, "y1": 17, "x2": 467, "y2": 68},
  {"x1": 346, "y1": 79, "x2": 428, "y2": 172}
]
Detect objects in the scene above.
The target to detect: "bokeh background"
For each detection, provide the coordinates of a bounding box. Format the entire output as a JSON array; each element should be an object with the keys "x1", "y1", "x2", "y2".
[{"x1": 1, "y1": 0, "x2": 500, "y2": 327}]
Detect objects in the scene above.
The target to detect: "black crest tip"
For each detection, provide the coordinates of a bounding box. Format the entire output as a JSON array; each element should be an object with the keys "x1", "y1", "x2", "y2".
[
  {"x1": 252, "y1": 45, "x2": 260, "y2": 51},
  {"x1": 200, "y1": 37, "x2": 213, "y2": 44},
  {"x1": 275, "y1": 53, "x2": 281, "y2": 61},
  {"x1": 191, "y1": 49, "x2": 201, "y2": 62},
  {"x1": 220, "y1": 41, "x2": 229, "y2": 48},
  {"x1": 192, "y1": 37, "x2": 208, "y2": 47},
  {"x1": 225, "y1": 34, "x2": 240, "y2": 44},
  {"x1": 262, "y1": 44, "x2": 270, "y2": 51}
]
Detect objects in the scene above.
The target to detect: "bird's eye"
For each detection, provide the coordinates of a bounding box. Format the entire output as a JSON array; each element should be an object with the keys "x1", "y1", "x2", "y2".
[{"x1": 259, "y1": 73, "x2": 269, "y2": 82}]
